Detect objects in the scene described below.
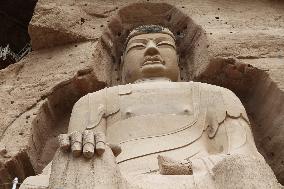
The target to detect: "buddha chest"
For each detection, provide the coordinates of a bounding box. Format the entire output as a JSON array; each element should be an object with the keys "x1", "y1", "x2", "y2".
[{"x1": 106, "y1": 82, "x2": 202, "y2": 145}]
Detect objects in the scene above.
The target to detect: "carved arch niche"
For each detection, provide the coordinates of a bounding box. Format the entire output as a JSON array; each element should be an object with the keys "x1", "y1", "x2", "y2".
[
  {"x1": 26, "y1": 3, "x2": 211, "y2": 176},
  {"x1": 95, "y1": 2, "x2": 284, "y2": 185},
  {"x1": 26, "y1": 3, "x2": 284, "y2": 186},
  {"x1": 98, "y1": 2, "x2": 210, "y2": 85}
]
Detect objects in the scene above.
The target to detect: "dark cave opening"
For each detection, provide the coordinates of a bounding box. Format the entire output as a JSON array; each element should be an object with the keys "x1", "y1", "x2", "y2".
[{"x1": 0, "y1": 0, "x2": 37, "y2": 69}]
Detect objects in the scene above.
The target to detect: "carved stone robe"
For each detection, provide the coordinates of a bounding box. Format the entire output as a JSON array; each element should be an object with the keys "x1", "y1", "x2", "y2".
[{"x1": 48, "y1": 81, "x2": 280, "y2": 189}]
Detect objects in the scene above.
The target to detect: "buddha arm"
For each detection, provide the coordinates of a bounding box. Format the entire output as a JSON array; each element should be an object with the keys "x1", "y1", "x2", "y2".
[
  {"x1": 221, "y1": 117, "x2": 260, "y2": 156},
  {"x1": 188, "y1": 116, "x2": 265, "y2": 186},
  {"x1": 53, "y1": 90, "x2": 126, "y2": 189},
  {"x1": 210, "y1": 87, "x2": 261, "y2": 157},
  {"x1": 68, "y1": 89, "x2": 107, "y2": 134},
  {"x1": 190, "y1": 86, "x2": 263, "y2": 174},
  {"x1": 195, "y1": 116, "x2": 261, "y2": 165}
]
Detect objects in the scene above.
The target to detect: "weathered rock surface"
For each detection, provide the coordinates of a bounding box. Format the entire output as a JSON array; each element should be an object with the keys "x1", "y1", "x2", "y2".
[
  {"x1": 0, "y1": 41, "x2": 106, "y2": 187},
  {"x1": 0, "y1": 0, "x2": 284, "y2": 188}
]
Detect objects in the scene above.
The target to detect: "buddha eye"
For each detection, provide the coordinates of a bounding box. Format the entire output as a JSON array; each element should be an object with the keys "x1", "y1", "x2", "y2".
[
  {"x1": 157, "y1": 43, "x2": 169, "y2": 47},
  {"x1": 126, "y1": 43, "x2": 146, "y2": 53},
  {"x1": 156, "y1": 42, "x2": 176, "y2": 49}
]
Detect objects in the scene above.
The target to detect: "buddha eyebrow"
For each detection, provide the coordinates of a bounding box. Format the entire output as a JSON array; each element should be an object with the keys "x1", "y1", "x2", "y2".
[
  {"x1": 128, "y1": 39, "x2": 148, "y2": 45},
  {"x1": 127, "y1": 37, "x2": 175, "y2": 46},
  {"x1": 154, "y1": 37, "x2": 174, "y2": 43}
]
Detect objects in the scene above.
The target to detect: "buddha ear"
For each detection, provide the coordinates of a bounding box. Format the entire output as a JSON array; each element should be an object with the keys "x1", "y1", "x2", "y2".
[
  {"x1": 120, "y1": 55, "x2": 124, "y2": 71},
  {"x1": 120, "y1": 55, "x2": 124, "y2": 65},
  {"x1": 120, "y1": 55, "x2": 125, "y2": 83}
]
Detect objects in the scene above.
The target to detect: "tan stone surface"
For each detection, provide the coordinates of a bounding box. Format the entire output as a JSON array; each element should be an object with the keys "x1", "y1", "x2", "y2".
[
  {"x1": 0, "y1": 0, "x2": 283, "y2": 188},
  {"x1": 29, "y1": 0, "x2": 284, "y2": 57},
  {"x1": 20, "y1": 163, "x2": 51, "y2": 189},
  {"x1": 243, "y1": 58, "x2": 284, "y2": 183},
  {"x1": 0, "y1": 41, "x2": 106, "y2": 187},
  {"x1": 23, "y1": 26, "x2": 281, "y2": 188}
]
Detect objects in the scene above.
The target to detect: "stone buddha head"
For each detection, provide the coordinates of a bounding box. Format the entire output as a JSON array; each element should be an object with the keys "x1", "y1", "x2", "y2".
[{"x1": 121, "y1": 25, "x2": 180, "y2": 84}]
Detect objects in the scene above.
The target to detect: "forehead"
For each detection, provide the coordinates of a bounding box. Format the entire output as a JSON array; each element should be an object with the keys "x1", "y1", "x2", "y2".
[{"x1": 127, "y1": 33, "x2": 175, "y2": 45}]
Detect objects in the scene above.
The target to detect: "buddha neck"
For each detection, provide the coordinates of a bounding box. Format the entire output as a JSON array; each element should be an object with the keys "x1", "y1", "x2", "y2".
[{"x1": 133, "y1": 77, "x2": 172, "y2": 84}]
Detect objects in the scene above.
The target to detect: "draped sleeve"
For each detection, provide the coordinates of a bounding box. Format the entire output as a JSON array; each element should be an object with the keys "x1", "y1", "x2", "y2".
[
  {"x1": 68, "y1": 86, "x2": 120, "y2": 133},
  {"x1": 204, "y1": 84, "x2": 249, "y2": 139}
]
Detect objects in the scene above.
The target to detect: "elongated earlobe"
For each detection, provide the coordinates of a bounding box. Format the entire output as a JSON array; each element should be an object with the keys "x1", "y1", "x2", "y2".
[
  {"x1": 120, "y1": 55, "x2": 125, "y2": 84},
  {"x1": 120, "y1": 56, "x2": 123, "y2": 65},
  {"x1": 177, "y1": 54, "x2": 183, "y2": 81}
]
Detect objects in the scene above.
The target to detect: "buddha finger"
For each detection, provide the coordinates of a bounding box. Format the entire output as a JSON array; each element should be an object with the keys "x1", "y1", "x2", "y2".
[
  {"x1": 95, "y1": 132, "x2": 105, "y2": 155},
  {"x1": 71, "y1": 131, "x2": 83, "y2": 157},
  {"x1": 58, "y1": 134, "x2": 70, "y2": 152},
  {"x1": 83, "y1": 130, "x2": 95, "y2": 159}
]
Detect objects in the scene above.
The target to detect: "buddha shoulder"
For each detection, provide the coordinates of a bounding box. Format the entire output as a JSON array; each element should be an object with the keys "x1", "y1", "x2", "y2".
[
  {"x1": 195, "y1": 82, "x2": 249, "y2": 123},
  {"x1": 72, "y1": 86, "x2": 120, "y2": 116}
]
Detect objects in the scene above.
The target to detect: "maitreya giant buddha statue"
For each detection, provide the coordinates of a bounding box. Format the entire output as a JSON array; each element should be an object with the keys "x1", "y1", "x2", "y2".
[{"x1": 21, "y1": 25, "x2": 281, "y2": 189}]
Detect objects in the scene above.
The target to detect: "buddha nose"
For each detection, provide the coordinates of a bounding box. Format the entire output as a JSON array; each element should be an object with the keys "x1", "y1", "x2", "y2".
[{"x1": 144, "y1": 40, "x2": 159, "y2": 56}]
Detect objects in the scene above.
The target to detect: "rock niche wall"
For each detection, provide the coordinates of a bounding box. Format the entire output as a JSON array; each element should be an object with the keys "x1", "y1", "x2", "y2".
[{"x1": 0, "y1": 1, "x2": 283, "y2": 188}]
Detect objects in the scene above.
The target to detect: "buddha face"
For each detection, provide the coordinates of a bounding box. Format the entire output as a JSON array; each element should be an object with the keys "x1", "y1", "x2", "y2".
[{"x1": 121, "y1": 32, "x2": 179, "y2": 83}]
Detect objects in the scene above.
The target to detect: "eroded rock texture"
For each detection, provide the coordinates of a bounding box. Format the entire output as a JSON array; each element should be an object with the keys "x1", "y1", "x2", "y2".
[{"x1": 0, "y1": 0, "x2": 284, "y2": 188}]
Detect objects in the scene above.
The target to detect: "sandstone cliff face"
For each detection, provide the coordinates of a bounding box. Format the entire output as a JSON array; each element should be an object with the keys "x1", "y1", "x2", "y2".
[{"x1": 0, "y1": 0, "x2": 284, "y2": 188}]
